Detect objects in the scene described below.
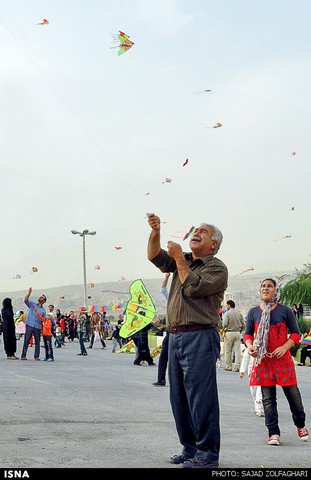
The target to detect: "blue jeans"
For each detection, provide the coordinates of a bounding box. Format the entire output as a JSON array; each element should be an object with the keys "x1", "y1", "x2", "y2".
[
  {"x1": 261, "y1": 385, "x2": 306, "y2": 436},
  {"x1": 78, "y1": 331, "x2": 87, "y2": 354},
  {"x1": 43, "y1": 336, "x2": 54, "y2": 360},
  {"x1": 22, "y1": 325, "x2": 41, "y2": 359},
  {"x1": 168, "y1": 327, "x2": 220, "y2": 463}
]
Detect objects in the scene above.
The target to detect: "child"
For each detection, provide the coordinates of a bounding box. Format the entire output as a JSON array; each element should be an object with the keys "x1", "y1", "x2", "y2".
[
  {"x1": 54, "y1": 321, "x2": 63, "y2": 348},
  {"x1": 35, "y1": 308, "x2": 54, "y2": 362},
  {"x1": 112, "y1": 322, "x2": 123, "y2": 353},
  {"x1": 240, "y1": 345, "x2": 264, "y2": 417}
]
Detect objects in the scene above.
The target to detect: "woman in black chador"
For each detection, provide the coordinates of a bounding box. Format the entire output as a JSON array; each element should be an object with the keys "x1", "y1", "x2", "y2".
[{"x1": 1, "y1": 297, "x2": 18, "y2": 359}]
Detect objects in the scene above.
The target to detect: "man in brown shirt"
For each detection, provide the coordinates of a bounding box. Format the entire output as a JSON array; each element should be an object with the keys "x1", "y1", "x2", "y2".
[{"x1": 147, "y1": 213, "x2": 228, "y2": 469}]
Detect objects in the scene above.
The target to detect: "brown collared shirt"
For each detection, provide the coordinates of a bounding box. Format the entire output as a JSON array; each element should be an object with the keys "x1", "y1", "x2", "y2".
[{"x1": 151, "y1": 249, "x2": 228, "y2": 327}]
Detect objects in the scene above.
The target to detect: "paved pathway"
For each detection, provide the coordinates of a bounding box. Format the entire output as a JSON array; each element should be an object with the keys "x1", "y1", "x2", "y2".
[{"x1": 0, "y1": 338, "x2": 310, "y2": 470}]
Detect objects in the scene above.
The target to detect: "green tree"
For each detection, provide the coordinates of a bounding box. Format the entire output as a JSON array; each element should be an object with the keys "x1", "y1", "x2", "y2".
[{"x1": 278, "y1": 262, "x2": 311, "y2": 306}]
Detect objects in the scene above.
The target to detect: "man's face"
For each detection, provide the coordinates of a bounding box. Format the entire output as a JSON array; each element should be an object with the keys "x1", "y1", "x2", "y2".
[
  {"x1": 189, "y1": 226, "x2": 218, "y2": 257},
  {"x1": 38, "y1": 295, "x2": 46, "y2": 305}
]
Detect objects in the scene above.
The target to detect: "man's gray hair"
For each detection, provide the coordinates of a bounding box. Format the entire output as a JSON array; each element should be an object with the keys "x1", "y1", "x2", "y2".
[{"x1": 200, "y1": 223, "x2": 223, "y2": 254}]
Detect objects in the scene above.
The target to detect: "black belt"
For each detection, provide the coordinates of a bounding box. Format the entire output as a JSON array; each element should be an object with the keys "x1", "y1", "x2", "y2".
[{"x1": 168, "y1": 324, "x2": 214, "y2": 333}]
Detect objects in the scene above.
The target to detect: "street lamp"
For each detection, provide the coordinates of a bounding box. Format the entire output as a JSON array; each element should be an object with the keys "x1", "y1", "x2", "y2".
[{"x1": 71, "y1": 229, "x2": 96, "y2": 308}]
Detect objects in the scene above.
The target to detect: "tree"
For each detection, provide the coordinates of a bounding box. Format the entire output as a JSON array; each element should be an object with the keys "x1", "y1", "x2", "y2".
[{"x1": 278, "y1": 262, "x2": 311, "y2": 306}]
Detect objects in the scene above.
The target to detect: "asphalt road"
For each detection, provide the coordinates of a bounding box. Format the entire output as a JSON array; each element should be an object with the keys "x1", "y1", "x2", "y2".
[{"x1": 0, "y1": 337, "x2": 310, "y2": 472}]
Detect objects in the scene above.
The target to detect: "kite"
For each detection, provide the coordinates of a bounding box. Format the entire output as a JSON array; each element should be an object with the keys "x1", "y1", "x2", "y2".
[
  {"x1": 300, "y1": 336, "x2": 311, "y2": 346},
  {"x1": 235, "y1": 267, "x2": 254, "y2": 276},
  {"x1": 94, "y1": 265, "x2": 101, "y2": 270},
  {"x1": 291, "y1": 152, "x2": 297, "y2": 156},
  {"x1": 119, "y1": 279, "x2": 156, "y2": 339},
  {"x1": 111, "y1": 31, "x2": 134, "y2": 56},
  {"x1": 151, "y1": 345, "x2": 162, "y2": 358},
  {"x1": 36, "y1": 18, "x2": 49, "y2": 25},
  {"x1": 89, "y1": 283, "x2": 95, "y2": 288},
  {"x1": 290, "y1": 207, "x2": 295, "y2": 211},
  {"x1": 183, "y1": 226, "x2": 197, "y2": 240},
  {"x1": 162, "y1": 178, "x2": 172, "y2": 184},
  {"x1": 273, "y1": 235, "x2": 292, "y2": 241},
  {"x1": 115, "y1": 339, "x2": 136, "y2": 354},
  {"x1": 13, "y1": 274, "x2": 22, "y2": 279},
  {"x1": 31, "y1": 267, "x2": 38, "y2": 273},
  {"x1": 59, "y1": 295, "x2": 65, "y2": 300},
  {"x1": 194, "y1": 89, "x2": 211, "y2": 94},
  {"x1": 183, "y1": 158, "x2": 189, "y2": 167},
  {"x1": 207, "y1": 122, "x2": 222, "y2": 129},
  {"x1": 114, "y1": 246, "x2": 122, "y2": 250},
  {"x1": 145, "y1": 192, "x2": 150, "y2": 195},
  {"x1": 119, "y1": 276, "x2": 126, "y2": 281}
]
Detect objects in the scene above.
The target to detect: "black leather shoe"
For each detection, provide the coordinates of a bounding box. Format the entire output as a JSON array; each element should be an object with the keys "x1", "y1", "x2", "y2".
[
  {"x1": 170, "y1": 454, "x2": 188, "y2": 464},
  {"x1": 153, "y1": 381, "x2": 166, "y2": 386},
  {"x1": 182, "y1": 458, "x2": 219, "y2": 469}
]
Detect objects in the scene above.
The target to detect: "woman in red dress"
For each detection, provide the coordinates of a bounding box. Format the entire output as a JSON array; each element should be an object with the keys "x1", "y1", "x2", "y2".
[{"x1": 244, "y1": 278, "x2": 308, "y2": 446}]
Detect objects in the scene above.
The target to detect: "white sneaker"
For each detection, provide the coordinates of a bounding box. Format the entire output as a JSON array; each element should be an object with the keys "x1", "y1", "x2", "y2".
[{"x1": 267, "y1": 434, "x2": 280, "y2": 446}]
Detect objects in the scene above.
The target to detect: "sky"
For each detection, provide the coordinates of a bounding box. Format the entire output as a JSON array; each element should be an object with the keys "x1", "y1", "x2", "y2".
[{"x1": 0, "y1": 0, "x2": 310, "y2": 294}]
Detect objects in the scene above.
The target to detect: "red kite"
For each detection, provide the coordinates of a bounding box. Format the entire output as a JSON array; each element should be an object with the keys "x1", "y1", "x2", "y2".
[{"x1": 36, "y1": 18, "x2": 49, "y2": 25}]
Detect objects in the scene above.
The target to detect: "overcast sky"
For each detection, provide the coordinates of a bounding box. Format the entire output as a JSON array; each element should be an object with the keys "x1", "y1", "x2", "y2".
[{"x1": 1, "y1": 0, "x2": 310, "y2": 294}]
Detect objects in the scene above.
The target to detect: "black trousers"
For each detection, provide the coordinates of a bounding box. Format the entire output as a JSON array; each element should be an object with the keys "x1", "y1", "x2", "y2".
[
  {"x1": 157, "y1": 332, "x2": 169, "y2": 382},
  {"x1": 261, "y1": 385, "x2": 306, "y2": 436}
]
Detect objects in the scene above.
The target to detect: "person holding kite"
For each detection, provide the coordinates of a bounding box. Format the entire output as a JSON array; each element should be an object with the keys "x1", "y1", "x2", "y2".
[
  {"x1": 21, "y1": 288, "x2": 47, "y2": 361},
  {"x1": 147, "y1": 213, "x2": 228, "y2": 469}
]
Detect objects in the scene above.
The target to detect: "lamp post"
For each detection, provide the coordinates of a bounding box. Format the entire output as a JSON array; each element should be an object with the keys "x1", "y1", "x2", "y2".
[{"x1": 71, "y1": 229, "x2": 96, "y2": 308}]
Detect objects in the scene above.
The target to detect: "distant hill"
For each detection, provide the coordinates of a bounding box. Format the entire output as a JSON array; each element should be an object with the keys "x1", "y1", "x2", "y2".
[{"x1": 0, "y1": 271, "x2": 295, "y2": 317}]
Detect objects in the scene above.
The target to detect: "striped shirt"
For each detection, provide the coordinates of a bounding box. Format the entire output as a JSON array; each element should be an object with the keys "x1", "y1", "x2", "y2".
[{"x1": 151, "y1": 249, "x2": 228, "y2": 327}]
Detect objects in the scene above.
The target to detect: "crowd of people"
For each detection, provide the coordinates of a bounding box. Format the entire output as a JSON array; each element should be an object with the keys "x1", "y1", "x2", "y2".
[{"x1": 0, "y1": 213, "x2": 309, "y2": 470}]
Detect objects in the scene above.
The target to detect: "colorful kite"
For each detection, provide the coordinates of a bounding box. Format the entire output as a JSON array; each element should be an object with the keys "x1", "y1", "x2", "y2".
[
  {"x1": 183, "y1": 158, "x2": 189, "y2": 167},
  {"x1": 116, "y1": 339, "x2": 136, "y2": 354},
  {"x1": 36, "y1": 18, "x2": 49, "y2": 25},
  {"x1": 31, "y1": 267, "x2": 38, "y2": 273},
  {"x1": 183, "y1": 226, "x2": 197, "y2": 240},
  {"x1": 300, "y1": 336, "x2": 311, "y2": 346},
  {"x1": 235, "y1": 267, "x2": 255, "y2": 276},
  {"x1": 207, "y1": 122, "x2": 222, "y2": 129},
  {"x1": 119, "y1": 279, "x2": 156, "y2": 339},
  {"x1": 151, "y1": 345, "x2": 162, "y2": 358},
  {"x1": 111, "y1": 31, "x2": 134, "y2": 56}
]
